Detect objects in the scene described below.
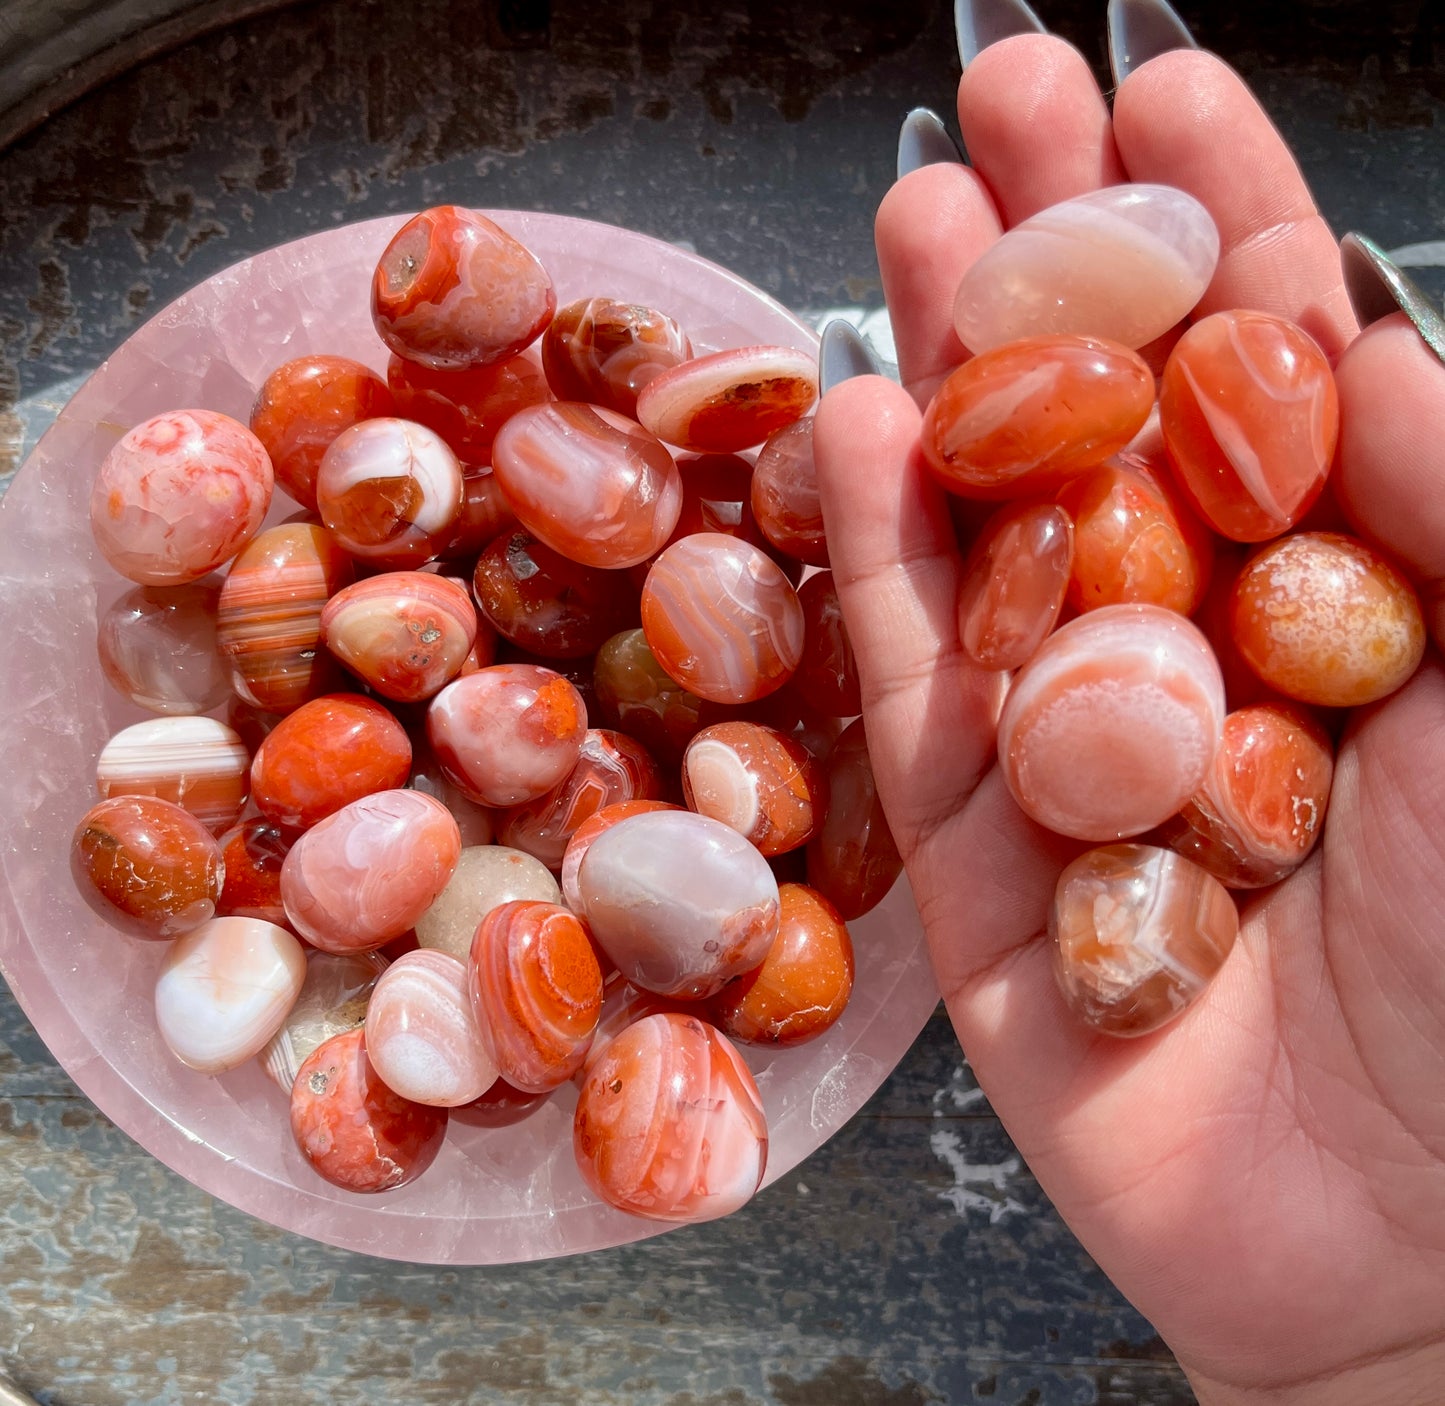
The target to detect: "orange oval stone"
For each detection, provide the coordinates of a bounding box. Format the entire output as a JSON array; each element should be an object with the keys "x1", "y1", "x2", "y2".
[{"x1": 921, "y1": 334, "x2": 1154, "y2": 499}]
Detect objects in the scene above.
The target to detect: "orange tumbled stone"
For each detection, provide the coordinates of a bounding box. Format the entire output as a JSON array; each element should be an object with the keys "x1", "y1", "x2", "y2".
[
  {"x1": 1051, "y1": 843, "x2": 1239, "y2": 1037},
  {"x1": 1159, "y1": 309, "x2": 1338, "y2": 542},
  {"x1": 957, "y1": 501, "x2": 1074, "y2": 670},
  {"x1": 708, "y1": 883, "x2": 855, "y2": 1046},
  {"x1": 1056, "y1": 454, "x2": 1214, "y2": 616},
  {"x1": 1154, "y1": 702, "x2": 1334, "y2": 888},
  {"x1": 1229, "y1": 531, "x2": 1426, "y2": 707},
  {"x1": 920, "y1": 334, "x2": 1154, "y2": 499}
]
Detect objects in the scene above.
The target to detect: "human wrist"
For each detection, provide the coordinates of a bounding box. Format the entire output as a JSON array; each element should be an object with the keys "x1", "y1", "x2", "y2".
[{"x1": 1185, "y1": 1337, "x2": 1445, "y2": 1406}]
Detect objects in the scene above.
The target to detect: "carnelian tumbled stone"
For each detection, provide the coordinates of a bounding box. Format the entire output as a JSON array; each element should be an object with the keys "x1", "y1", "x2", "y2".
[
  {"x1": 250, "y1": 354, "x2": 396, "y2": 512},
  {"x1": 1051, "y1": 844, "x2": 1239, "y2": 1037},
  {"x1": 921, "y1": 335, "x2": 1154, "y2": 499},
  {"x1": 641, "y1": 534, "x2": 804, "y2": 704},
  {"x1": 957, "y1": 502, "x2": 1074, "y2": 671},
  {"x1": 541, "y1": 297, "x2": 692, "y2": 418},
  {"x1": 469, "y1": 900, "x2": 604, "y2": 1093},
  {"x1": 72, "y1": 795, "x2": 224, "y2": 940},
  {"x1": 250, "y1": 693, "x2": 412, "y2": 831},
  {"x1": 998, "y1": 604, "x2": 1226, "y2": 841},
  {"x1": 708, "y1": 883, "x2": 855, "y2": 1046},
  {"x1": 290, "y1": 1027, "x2": 448, "y2": 1192},
  {"x1": 386, "y1": 350, "x2": 551, "y2": 462},
  {"x1": 371, "y1": 205, "x2": 555, "y2": 371},
  {"x1": 1056, "y1": 455, "x2": 1214, "y2": 616},
  {"x1": 1154, "y1": 702, "x2": 1334, "y2": 888},
  {"x1": 751, "y1": 418, "x2": 827, "y2": 567},
  {"x1": 1159, "y1": 309, "x2": 1339, "y2": 542},
  {"x1": 793, "y1": 571, "x2": 862, "y2": 717},
  {"x1": 573, "y1": 1011, "x2": 767, "y2": 1223},
  {"x1": 491, "y1": 403, "x2": 683, "y2": 569},
  {"x1": 1229, "y1": 531, "x2": 1426, "y2": 707}
]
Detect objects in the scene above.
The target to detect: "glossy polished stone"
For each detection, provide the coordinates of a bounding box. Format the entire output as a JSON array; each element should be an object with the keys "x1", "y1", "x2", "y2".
[
  {"x1": 472, "y1": 529, "x2": 641, "y2": 660},
  {"x1": 999, "y1": 604, "x2": 1226, "y2": 841},
  {"x1": 249, "y1": 693, "x2": 412, "y2": 831},
  {"x1": 641, "y1": 533, "x2": 804, "y2": 704},
  {"x1": 407, "y1": 742, "x2": 497, "y2": 848},
  {"x1": 90, "y1": 408, "x2": 274, "y2": 585},
  {"x1": 1056, "y1": 454, "x2": 1213, "y2": 616},
  {"x1": 636, "y1": 344, "x2": 818, "y2": 453},
  {"x1": 490, "y1": 401, "x2": 683, "y2": 569},
  {"x1": 1229, "y1": 531, "x2": 1427, "y2": 707},
  {"x1": 249, "y1": 353, "x2": 395, "y2": 512},
  {"x1": 751, "y1": 418, "x2": 827, "y2": 566},
  {"x1": 541, "y1": 296, "x2": 692, "y2": 418},
  {"x1": 97, "y1": 581, "x2": 232, "y2": 717},
  {"x1": 289, "y1": 1027, "x2": 448, "y2": 1193},
  {"x1": 577, "y1": 809, "x2": 780, "y2": 999},
  {"x1": 804, "y1": 719, "x2": 903, "y2": 921},
  {"x1": 365, "y1": 949, "x2": 498, "y2": 1107},
  {"x1": 426, "y1": 664, "x2": 588, "y2": 807},
  {"x1": 387, "y1": 349, "x2": 552, "y2": 461},
  {"x1": 94, "y1": 716, "x2": 247, "y2": 839},
  {"x1": 1160, "y1": 309, "x2": 1339, "y2": 541},
  {"x1": 1050, "y1": 844, "x2": 1239, "y2": 1037},
  {"x1": 682, "y1": 721, "x2": 825, "y2": 856},
  {"x1": 1155, "y1": 702, "x2": 1335, "y2": 888},
  {"x1": 469, "y1": 900, "x2": 603, "y2": 1092},
  {"x1": 957, "y1": 502, "x2": 1074, "y2": 671},
  {"x1": 573, "y1": 1011, "x2": 768, "y2": 1223},
  {"x1": 708, "y1": 882, "x2": 855, "y2": 1047},
  {"x1": 591, "y1": 627, "x2": 716, "y2": 762},
  {"x1": 320, "y1": 570, "x2": 477, "y2": 703},
  {"x1": 71, "y1": 794, "x2": 225, "y2": 940},
  {"x1": 440, "y1": 463, "x2": 519, "y2": 563},
  {"x1": 921, "y1": 335, "x2": 1155, "y2": 499},
  {"x1": 316, "y1": 416, "x2": 464, "y2": 568},
  {"x1": 216, "y1": 523, "x2": 355, "y2": 714},
  {"x1": 260, "y1": 948, "x2": 388, "y2": 1090},
  {"x1": 154, "y1": 916, "x2": 307, "y2": 1074},
  {"x1": 499, "y1": 728, "x2": 665, "y2": 871},
  {"x1": 414, "y1": 844, "x2": 562, "y2": 962},
  {"x1": 792, "y1": 572, "x2": 862, "y2": 718},
  {"x1": 216, "y1": 818, "x2": 291, "y2": 925},
  {"x1": 280, "y1": 788, "x2": 461, "y2": 954},
  {"x1": 371, "y1": 205, "x2": 555, "y2": 370},
  {"x1": 558, "y1": 798, "x2": 683, "y2": 913},
  {"x1": 953, "y1": 183, "x2": 1220, "y2": 353}
]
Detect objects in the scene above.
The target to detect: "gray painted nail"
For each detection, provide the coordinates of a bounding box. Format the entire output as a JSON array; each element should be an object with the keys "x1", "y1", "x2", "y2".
[
  {"x1": 898, "y1": 107, "x2": 967, "y2": 180},
  {"x1": 955, "y1": 0, "x2": 1047, "y2": 69},
  {"x1": 1341, "y1": 232, "x2": 1445, "y2": 365},
  {"x1": 1107, "y1": 0, "x2": 1198, "y2": 85},
  {"x1": 819, "y1": 321, "x2": 884, "y2": 393}
]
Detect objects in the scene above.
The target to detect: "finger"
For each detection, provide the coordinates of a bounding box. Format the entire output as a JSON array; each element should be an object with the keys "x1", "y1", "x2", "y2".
[
  {"x1": 876, "y1": 163, "x2": 1002, "y2": 406},
  {"x1": 1112, "y1": 50, "x2": 1358, "y2": 359},
  {"x1": 811, "y1": 375, "x2": 1002, "y2": 841},
  {"x1": 1332, "y1": 315, "x2": 1445, "y2": 644},
  {"x1": 957, "y1": 34, "x2": 1127, "y2": 226}
]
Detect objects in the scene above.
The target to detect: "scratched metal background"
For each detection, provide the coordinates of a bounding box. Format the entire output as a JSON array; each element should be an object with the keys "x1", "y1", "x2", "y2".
[{"x1": 1, "y1": 2, "x2": 1442, "y2": 1403}]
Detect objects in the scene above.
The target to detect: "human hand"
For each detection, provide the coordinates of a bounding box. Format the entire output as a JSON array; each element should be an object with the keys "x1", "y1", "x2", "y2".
[{"x1": 811, "y1": 6, "x2": 1445, "y2": 1403}]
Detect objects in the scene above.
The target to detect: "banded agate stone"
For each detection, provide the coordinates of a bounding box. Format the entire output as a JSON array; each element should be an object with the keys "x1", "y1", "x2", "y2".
[
  {"x1": 99, "y1": 582, "x2": 231, "y2": 717},
  {"x1": 387, "y1": 350, "x2": 551, "y2": 462},
  {"x1": 998, "y1": 604, "x2": 1225, "y2": 841},
  {"x1": 953, "y1": 184, "x2": 1219, "y2": 353},
  {"x1": 1050, "y1": 844, "x2": 1239, "y2": 1037},
  {"x1": 1160, "y1": 309, "x2": 1339, "y2": 541},
  {"x1": 573, "y1": 1012, "x2": 768, "y2": 1222},
  {"x1": 542, "y1": 297, "x2": 692, "y2": 418}
]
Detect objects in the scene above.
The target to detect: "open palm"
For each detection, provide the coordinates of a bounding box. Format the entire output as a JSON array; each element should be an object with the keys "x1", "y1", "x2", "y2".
[{"x1": 814, "y1": 40, "x2": 1445, "y2": 1404}]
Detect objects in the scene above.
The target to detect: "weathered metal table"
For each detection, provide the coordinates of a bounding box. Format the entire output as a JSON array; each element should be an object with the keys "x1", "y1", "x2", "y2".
[{"x1": 1, "y1": 3, "x2": 1441, "y2": 1401}]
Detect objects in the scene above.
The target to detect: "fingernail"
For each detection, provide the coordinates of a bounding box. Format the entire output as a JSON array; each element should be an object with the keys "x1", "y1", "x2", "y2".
[
  {"x1": 819, "y1": 320, "x2": 885, "y2": 393},
  {"x1": 1342, "y1": 233, "x2": 1445, "y2": 365},
  {"x1": 1107, "y1": 0, "x2": 1199, "y2": 85},
  {"x1": 955, "y1": 0, "x2": 1047, "y2": 69},
  {"x1": 898, "y1": 107, "x2": 967, "y2": 180}
]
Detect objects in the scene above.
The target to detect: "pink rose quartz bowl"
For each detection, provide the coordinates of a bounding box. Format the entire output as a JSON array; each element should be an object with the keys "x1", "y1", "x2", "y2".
[{"x1": 0, "y1": 211, "x2": 937, "y2": 1264}]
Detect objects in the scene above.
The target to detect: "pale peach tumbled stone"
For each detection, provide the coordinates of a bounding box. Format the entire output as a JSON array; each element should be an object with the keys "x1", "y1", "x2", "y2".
[{"x1": 1050, "y1": 844, "x2": 1239, "y2": 1037}]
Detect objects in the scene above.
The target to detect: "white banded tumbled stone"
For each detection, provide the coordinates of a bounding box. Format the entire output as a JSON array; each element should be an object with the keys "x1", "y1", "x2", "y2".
[{"x1": 953, "y1": 183, "x2": 1220, "y2": 353}]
